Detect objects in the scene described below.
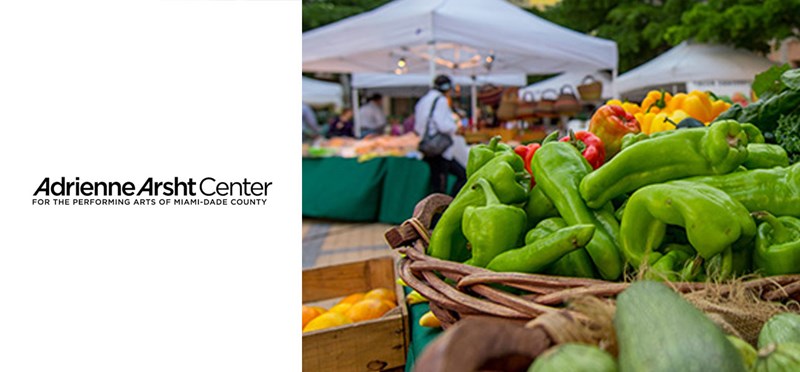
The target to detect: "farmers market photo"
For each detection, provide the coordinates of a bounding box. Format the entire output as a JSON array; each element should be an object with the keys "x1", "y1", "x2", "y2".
[{"x1": 301, "y1": 0, "x2": 800, "y2": 371}]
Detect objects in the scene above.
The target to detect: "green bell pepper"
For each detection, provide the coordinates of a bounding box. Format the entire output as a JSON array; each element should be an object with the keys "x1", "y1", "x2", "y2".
[
  {"x1": 644, "y1": 248, "x2": 693, "y2": 282},
  {"x1": 523, "y1": 185, "x2": 558, "y2": 230},
  {"x1": 752, "y1": 211, "x2": 800, "y2": 276},
  {"x1": 524, "y1": 217, "x2": 598, "y2": 278},
  {"x1": 486, "y1": 224, "x2": 596, "y2": 274},
  {"x1": 579, "y1": 120, "x2": 750, "y2": 209},
  {"x1": 428, "y1": 151, "x2": 529, "y2": 262},
  {"x1": 531, "y1": 141, "x2": 624, "y2": 280},
  {"x1": 619, "y1": 181, "x2": 756, "y2": 269},
  {"x1": 462, "y1": 178, "x2": 527, "y2": 267},
  {"x1": 742, "y1": 143, "x2": 790, "y2": 169},
  {"x1": 466, "y1": 135, "x2": 513, "y2": 178},
  {"x1": 682, "y1": 163, "x2": 800, "y2": 217}
]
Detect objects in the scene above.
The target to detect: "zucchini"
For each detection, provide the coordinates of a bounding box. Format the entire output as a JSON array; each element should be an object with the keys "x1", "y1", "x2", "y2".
[{"x1": 614, "y1": 281, "x2": 746, "y2": 372}]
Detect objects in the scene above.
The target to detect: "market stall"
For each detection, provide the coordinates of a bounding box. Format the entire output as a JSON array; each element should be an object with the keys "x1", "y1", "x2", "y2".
[
  {"x1": 302, "y1": 0, "x2": 619, "y2": 137},
  {"x1": 302, "y1": 76, "x2": 344, "y2": 110},
  {"x1": 615, "y1": 41, "x2": 776, "y2": 102},
  {"x1": 302, "y1": 133, "x2": 457, "y2": 225}
]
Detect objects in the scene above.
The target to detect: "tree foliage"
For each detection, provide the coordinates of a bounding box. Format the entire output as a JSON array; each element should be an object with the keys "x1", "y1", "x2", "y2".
[
  {"x1": 664, "y1": 0, "x2": 800, "y2": 54},
  {"x1": 531, "y1": 0, "x2": 696, "y2": 73},
  {"x1": 302, "y1": 0, "x2": 390, "y2": 32}
]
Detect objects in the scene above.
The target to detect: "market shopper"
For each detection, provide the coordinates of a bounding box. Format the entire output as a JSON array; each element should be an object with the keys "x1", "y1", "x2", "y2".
[
  {"x1": 358, "y1": 93, "x2": 387, "y2": 137},
  {"x1": 302, "y1": 102, "x2": 324, "y2": 142},
  {"x1": 327, "y1": 108, "x2": 355, "y2": 138},
  {"x1": 414, "y1": 75, "x2": 467, "y2": 197}
]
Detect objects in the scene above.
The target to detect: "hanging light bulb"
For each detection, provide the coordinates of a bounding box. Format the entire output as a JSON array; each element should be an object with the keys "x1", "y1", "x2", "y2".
[{"x1": 397, "y1": 57, "x2": 407, "y2": 68}]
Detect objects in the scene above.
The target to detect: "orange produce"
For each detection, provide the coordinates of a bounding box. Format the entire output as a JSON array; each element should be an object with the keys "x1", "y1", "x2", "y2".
[
  {"x1": 328, "y1": 302, "x2": 353, "y2": 314},
  {"x1": 364, "y1": 287, "x2": 396, "y2": 305},
  {"x1": 303, "y1": 311, "x2": 352, "y2": 333},
  {"x1": 302, "y1": 305, "x2": 323, "y2": 329},
  {"x1": 345, "y1": 299, "x2": 394, "y2": 322},
  {"x1": 337, "y1": 292, "x2": 365, "y2": 305}
]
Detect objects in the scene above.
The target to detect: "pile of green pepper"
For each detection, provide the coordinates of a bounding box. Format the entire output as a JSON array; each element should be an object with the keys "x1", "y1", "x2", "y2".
[{"x1": 426, "y1": 120, "x2": 800, "y2": 282}]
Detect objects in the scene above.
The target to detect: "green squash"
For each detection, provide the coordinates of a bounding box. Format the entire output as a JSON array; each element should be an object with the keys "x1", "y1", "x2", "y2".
[
  {"x1": 727, "y1": 335, "x2": 758, "y2": 370},
  {"x1": 754, "y1": 342, "x2": 800, "y2": 372},
  {"x1": 614, "y1": 281, "x2": 746, "y2": 372},
  {"x1": 528, "y1": 343, "x2": 617, "y2": 372},
  {"x1": 758, "y1": 313, "x2": 800, "y2": 349}
]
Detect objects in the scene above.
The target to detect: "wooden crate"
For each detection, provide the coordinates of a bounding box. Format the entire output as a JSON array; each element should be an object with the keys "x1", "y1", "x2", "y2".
[{"x1": 303, "y1": 256, "x2": 409, "y2": 372}]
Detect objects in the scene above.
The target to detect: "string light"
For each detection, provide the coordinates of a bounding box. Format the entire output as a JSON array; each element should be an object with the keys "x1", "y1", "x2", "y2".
[{"x1": 397, "y1": 57, "x2": 407, "y2": 68}]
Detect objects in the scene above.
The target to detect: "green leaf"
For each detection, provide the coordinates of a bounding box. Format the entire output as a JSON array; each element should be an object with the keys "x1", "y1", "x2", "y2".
[
  {"x1": 752, "y1": 64, "x2": 791, "y2": 98},
  {"x1": 781, "y1": 68, "x2": 800, "y2": 91}
]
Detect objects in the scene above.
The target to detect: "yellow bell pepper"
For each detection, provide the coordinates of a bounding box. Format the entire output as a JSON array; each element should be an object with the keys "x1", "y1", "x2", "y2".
[
  {"x1": 606, "y1": 99, "x2": 624, "y2": 106},
  {"x1": 710, "y1": 99, "x2": 731, "y2": 120},
  {"x1": 621, "y1": 102, "x2": 642, "y2": 115},
  {"x1": 665, "y1": 93, "x2": 687, "y2": 113},
  {"x1": 683, "y1": 91, "x2": 713, "y2": 123},
  {"x1": 635, "y1": 112, "x2": 655, "y2": 134},
  {"x1": 641, "y1": 90, "x2": 672, "y2": 113}
]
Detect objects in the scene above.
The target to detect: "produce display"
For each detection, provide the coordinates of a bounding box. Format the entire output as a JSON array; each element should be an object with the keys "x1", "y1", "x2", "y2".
[
  {"x1": 303, "y1": 132, "x2": 420, "y2": 160},
  {"x1": 302, "y1": 287, "x2": 397, "y2": 332},
  {"x1": 421, "y1": 70, "x2": 800, "y2": 285}
]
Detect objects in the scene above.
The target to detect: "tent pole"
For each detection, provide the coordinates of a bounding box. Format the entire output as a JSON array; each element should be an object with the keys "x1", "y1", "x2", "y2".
[
  {"x1": 612, "y1": 68, "x2": 619, "y2": 99},
  {"x1": 352, "y1": 88, "x2": 361, "y2": 138},
  {"x1": 471, "y1": 75, "x2": 477, "y2": 129},
  {"x1": 429, "y1": 42, "x2": 436, "y2": 87}
]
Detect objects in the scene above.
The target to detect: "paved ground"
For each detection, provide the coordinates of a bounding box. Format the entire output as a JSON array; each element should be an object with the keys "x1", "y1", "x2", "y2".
[{"x1": 302, "y1": 218, "x2": 400, "y2": 269}]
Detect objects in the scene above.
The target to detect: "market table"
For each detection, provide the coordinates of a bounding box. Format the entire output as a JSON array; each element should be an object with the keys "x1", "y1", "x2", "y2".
[{"x1": 303, "y1": 156, "x2": 449, "y2": 225}]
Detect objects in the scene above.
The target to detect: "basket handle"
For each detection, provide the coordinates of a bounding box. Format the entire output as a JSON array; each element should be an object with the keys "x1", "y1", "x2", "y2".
[
  {"x1": 541, "y1": 88, "x2": 558, "y2": 101},
  {"x1": 581, "y1": 75, "x2": 597, "y2": 85},
  {"x1": 384, "y1": 193, "x2": 452, "y2": 248},
  {"x1": 560, "y1": 84, "x2": 577, "y2": 96},
  {"x1": 521, "y1": 91, "x2": 536, "y2": 102}
]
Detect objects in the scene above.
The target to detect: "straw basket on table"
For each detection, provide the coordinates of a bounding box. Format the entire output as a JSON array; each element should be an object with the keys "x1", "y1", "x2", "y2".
[{"x1": 385, "y1": 194, "x2": 800, "y2": 347}]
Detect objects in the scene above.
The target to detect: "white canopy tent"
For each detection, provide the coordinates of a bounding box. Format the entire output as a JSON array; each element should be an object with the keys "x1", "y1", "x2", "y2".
[
  {"x1": 616, "y1": 42, "x2": 776, "y2": 101},
  {"x1": 302, "y1": 76, "x2": 344, "y2": 110},
  {"x1": 302, "y1": 0, "x2": 619, "y2": 136},
  {"x1": 352, "y1": 73, "x2": 527, "y2": 113},
  {"x1": 519, "y1": 70, "x2": 613, "y2": 101}
]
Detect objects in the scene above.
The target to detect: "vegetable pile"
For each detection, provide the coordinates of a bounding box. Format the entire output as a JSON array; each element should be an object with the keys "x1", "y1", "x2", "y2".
[{"x1": 427, "y1": 69, "x2": 800, "y2": 283}]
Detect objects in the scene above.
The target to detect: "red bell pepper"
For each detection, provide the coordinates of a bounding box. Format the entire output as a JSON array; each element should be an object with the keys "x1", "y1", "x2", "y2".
[
  {"x1": 588, "y1": 104, "x2": 640, "y2": 159},
  {"x1": 514, "y1": 142, "x2": 541, "y2": 187},
  {"x1": 559, "y1": 130, "x2": 606, "y2": 170}
]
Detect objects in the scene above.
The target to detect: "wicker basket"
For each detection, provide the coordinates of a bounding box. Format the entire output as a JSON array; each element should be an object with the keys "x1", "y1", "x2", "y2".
[
  {"x1": 577, "y1": 75, "x2": 603, "y2": 101},
  {"x1": 385, "y1": 194, "x2": 800, "y2": 333}
]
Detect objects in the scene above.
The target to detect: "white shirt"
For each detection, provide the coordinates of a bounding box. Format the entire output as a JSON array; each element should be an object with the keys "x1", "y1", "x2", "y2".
[
  {"x1": 414, "y1": 89, "x2": 458, "y2": 160},
  {"x1": 358, "y1": 102, "x2": 386, "y2": 130}
]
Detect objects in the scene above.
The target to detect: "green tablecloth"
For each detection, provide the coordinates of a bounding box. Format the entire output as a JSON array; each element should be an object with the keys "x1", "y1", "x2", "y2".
[
  {"x1": 303, "y1": 156, "x2": 445, "y2": 225},
  {"x1": 404, "y1": 288, "x2": 443, "y2": 371}
]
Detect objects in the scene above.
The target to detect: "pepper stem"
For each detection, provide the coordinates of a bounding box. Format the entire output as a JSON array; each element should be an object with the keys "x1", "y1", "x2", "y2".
[
  {"x1": 487, "y1": 136, "x2": 501, "y2": 151},
  {"x1": 752, "y1": 211, "x2": 791, "y2": 243},
  {"x1": 655, "y1": 89, "x2": 667, "y2": 109},
  {"x1": 472, "y1": 178, "x2": 500, "y2": 206},
  {"x1": 567, "y1": 129, "x2": 586, "y2": 152},
  {"x1": 542, "y1": 130, "x2": 560, "y2": 144}
]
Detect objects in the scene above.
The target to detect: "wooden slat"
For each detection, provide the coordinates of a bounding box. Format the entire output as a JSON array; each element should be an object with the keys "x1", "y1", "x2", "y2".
[
  {"x1": 303, "y1": 314, "x2": 406, "y2": 372},
  {"x1": 303, "y1": 256, "x2": 394, "y2": 303},
  {"x1": 302, "y1": 256, "x2": 408, "y2": 371}
]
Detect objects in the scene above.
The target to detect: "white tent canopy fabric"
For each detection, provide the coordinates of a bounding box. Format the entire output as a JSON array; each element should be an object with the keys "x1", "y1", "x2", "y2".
[
  {"x1": 352, "y1": 73, "x2": 527, "y2": 89},
  {"x1": 519, "y1": 70, "x2": 613, "y2": 101},
  {"x1": 302, "y1": 76, "x2": 344, "y2": 109},
  {"x1": 303, "y1": 0, "x2": 618, "y2": 76},
  {"x1": 615, "y1": 42, "x2": 775, "y2": 98}
]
